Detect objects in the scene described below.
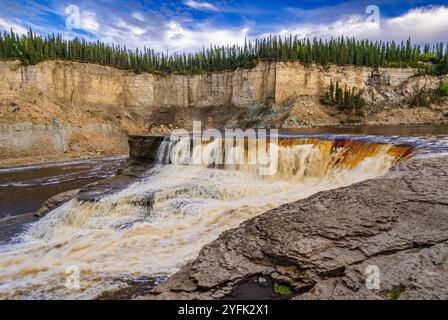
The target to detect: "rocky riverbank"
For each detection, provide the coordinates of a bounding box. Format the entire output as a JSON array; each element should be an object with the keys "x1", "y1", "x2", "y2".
[{"x1": 141, "y1": 154, "x2": 448, "y2": 300}]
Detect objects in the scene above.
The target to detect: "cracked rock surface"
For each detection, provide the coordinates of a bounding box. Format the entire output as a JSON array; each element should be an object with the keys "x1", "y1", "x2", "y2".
[{"x1": 141, "y1": 155, "x2": 448, "y2": 300}]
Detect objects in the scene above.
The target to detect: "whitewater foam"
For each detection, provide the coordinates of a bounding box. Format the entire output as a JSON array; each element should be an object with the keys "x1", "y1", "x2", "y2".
[{"x1": 0, "y1": 136, "x2": 413, "y2": 299}]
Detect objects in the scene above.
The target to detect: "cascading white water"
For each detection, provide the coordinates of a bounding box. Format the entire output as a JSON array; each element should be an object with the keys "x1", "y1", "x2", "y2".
[{"x1": 0, "y1": 136, "x2": 412, "y2": 299}]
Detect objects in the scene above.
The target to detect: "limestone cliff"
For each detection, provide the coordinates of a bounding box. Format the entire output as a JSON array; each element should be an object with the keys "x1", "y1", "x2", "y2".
[{"x1": 1, "y1": 59, "x2": 447, "y2": 166}]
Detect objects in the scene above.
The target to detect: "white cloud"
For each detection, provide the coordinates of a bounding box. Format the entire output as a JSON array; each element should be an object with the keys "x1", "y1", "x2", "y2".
[
  {"x1": 0, "y1": 17, "x2": 28, "y2": 35},
  {"x1": 116, "y1": 19, "x2": 145, "y2": 36},
  {"x1": 81, "y1": 11, "x2": 100, "y2": 33},
  {"x1": 59, "y1": 4, "x2": 447, "y2": 53},
  {"x1": 164, "y1": 21, "x2": 248, "y2": 52},
  {"x1": 184, "y1": 0, "x2": 218, "y2": 12},
  {"x1": 1, "y1": 2, "x2": 446, "y2": 55},
  {"x1": 385, "y1": 6, "x2": 448, "y2": 42},
  {"x1": 132, "y1": 12, "x2": 145, "y2": 22},
  {"x1": 272, "y1": 5, "x2": 448, "y2": 44},
  {"x1": 275, "y1": 14, "x2": 379, "y2": 39},
  {"x1": 96, "y1": 19, "x2": 249, "y2": 53}
]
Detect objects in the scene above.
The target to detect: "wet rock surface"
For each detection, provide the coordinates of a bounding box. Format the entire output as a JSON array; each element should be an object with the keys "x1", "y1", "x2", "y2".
[
  {"x1": 142, "y1": 155, "x2": 448, "y2": 300},
  {"x1": 77, "y1": 174, "x2": 137, "y2": 202},
  {"x1": 34, "y1": 188, "x2": 80, "y2": 217},
  {"x1": 31, "y1": 162, "x2": 133, "y2": 218},
  {"x1": 128, "y1": 135, "x2": 165, "y2": 164}
]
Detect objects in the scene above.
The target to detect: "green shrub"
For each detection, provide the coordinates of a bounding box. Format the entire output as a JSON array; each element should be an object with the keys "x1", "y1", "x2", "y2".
[
  {"x1": 411, "y1": 90, "x2": 434, "y2": 107},
  {"x1": 439, "y1": 82, "x2": 448, "y2": 96},
  {"x1": 386, "y1": 286, "x2": 405, "y2": 300},
  {"x1": 322, "y1": 81, "x2": 365, "y2": 115},
  {"x1": 274, "y1": 282, "x2": 292, "y2": 296},
  {"x1": 319, "y1": 97, "x2": 334, "y2": 106},
  {"x1": 411, "y1": 83, "x2": 448, "y2": 107},
  {"x1": 419, "y1": 52, "x2": 438, "y2": 63}
]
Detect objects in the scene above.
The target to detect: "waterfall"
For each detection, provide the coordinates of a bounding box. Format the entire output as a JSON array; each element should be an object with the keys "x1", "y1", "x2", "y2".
[
  {"x1": 0, "y1": 136, "x2": 414, "y2": 299},
  {"x1": 154, "y1": 135, "x2": 413, "y2": 180},
  {"x1": 155, "y1": 137, "x2": 172, "y2": 164}
]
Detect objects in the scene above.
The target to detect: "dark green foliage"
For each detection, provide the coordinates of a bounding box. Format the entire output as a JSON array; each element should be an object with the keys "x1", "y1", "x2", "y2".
[
  {"x1": 416, "y1": 44, "x2": 448, "y2": 76},
  {"x1": 439, "y1": 82, "x2": 448, "y2": 96},
  {"x1": 0, "y1": 29, "x2": 447, "y2": 75},
  {"x1": 273, "y1": 282, "x2": 292, "y2": 296},
  {"x1": 411, "y1": 91, "x2": 432, "y2": 107},
  {"x1": 102, "y1": 115, "x2": 113, "y2": 121},
  {"x1": 322, "y1": 80, "x2": 365, "y2": 115},
  {"x1": 385, "y1": 286, "x2": 405, "y2": 300},
  {"x1": 410, "y1": 83, "x2": 448, "y2": 107}
]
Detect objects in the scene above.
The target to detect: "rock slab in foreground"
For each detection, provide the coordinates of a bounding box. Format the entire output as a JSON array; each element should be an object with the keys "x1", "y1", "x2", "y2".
[
  {"x1": 34, "y1": 189, "x2": 80, "y2": 218},
  {"x1": 144, "y1": 156, "x2": 448, "y2": 300}
]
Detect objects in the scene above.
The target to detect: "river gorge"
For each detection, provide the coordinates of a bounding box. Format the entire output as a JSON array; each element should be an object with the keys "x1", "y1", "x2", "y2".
[
  {"x1": 0, "y1": 126, "x2": 447, "y2": 299},
  {"x1": 1, "y1": 54, "x2": 448, "y2": 300}
]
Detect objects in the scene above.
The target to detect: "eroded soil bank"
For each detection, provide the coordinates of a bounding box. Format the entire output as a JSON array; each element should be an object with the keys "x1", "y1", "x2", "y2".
[{"x1": 142, "y1": 155, "x2": 448, "y2": 300}]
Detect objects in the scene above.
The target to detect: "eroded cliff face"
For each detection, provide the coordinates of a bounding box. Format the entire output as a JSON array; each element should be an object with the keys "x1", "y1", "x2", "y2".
[
  {"x1": 1, "y1": 59, "x2": 447, "y2": 166},
  {"x1": 0, "y1": 59, "x2": 275, "y2": 109},
  {"x1": 0, "y1": 60, "x2": 277, "y2": 166}
]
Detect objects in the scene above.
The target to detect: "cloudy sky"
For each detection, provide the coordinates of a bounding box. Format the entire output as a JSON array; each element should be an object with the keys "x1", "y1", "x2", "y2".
[{"x1": 0, "y1": 0, "x2": 447, "y2": 52}]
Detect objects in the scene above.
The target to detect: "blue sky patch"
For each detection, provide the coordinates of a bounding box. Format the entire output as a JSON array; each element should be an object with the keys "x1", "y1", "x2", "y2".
[{"x1": 0, "y1": 0, "x2": 447, "y2": 52}]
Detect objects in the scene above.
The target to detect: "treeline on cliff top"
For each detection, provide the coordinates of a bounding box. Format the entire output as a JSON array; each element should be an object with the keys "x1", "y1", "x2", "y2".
[{"x1": 0, "y1": 29, "x2": 447, "y2": 75}]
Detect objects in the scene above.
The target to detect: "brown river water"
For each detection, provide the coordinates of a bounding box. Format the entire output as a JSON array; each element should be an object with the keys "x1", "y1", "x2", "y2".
[
  {"x1": 280, "y1": 124, "x2": 448, "y2": 136},
  {"x1": 0, "y1": 157, "x2": 126, "y2": 243},
  {"x1": 2, "y1": 125, "x2": 446, "y2": 218},
  {"x1": 0, "y1": 124, "x2": 447, "y2": 299}
]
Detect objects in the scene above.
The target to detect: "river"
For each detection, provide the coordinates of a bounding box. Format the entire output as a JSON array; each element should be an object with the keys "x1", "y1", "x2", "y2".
[
  {"x1": 0, "y1": 124, "x2": 447, "y2": 299},
  {"x1": 0, "y1": 157, "x2": 126, "y2": 243}
]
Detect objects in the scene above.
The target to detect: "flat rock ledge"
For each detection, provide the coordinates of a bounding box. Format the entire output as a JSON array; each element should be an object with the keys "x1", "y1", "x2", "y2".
[
  {"x1": 34, "y1": 189, "x2": 80, "y2": 218},
  {"x1": 141, "y1": 155, "x2": 448, "y2": 300}
]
